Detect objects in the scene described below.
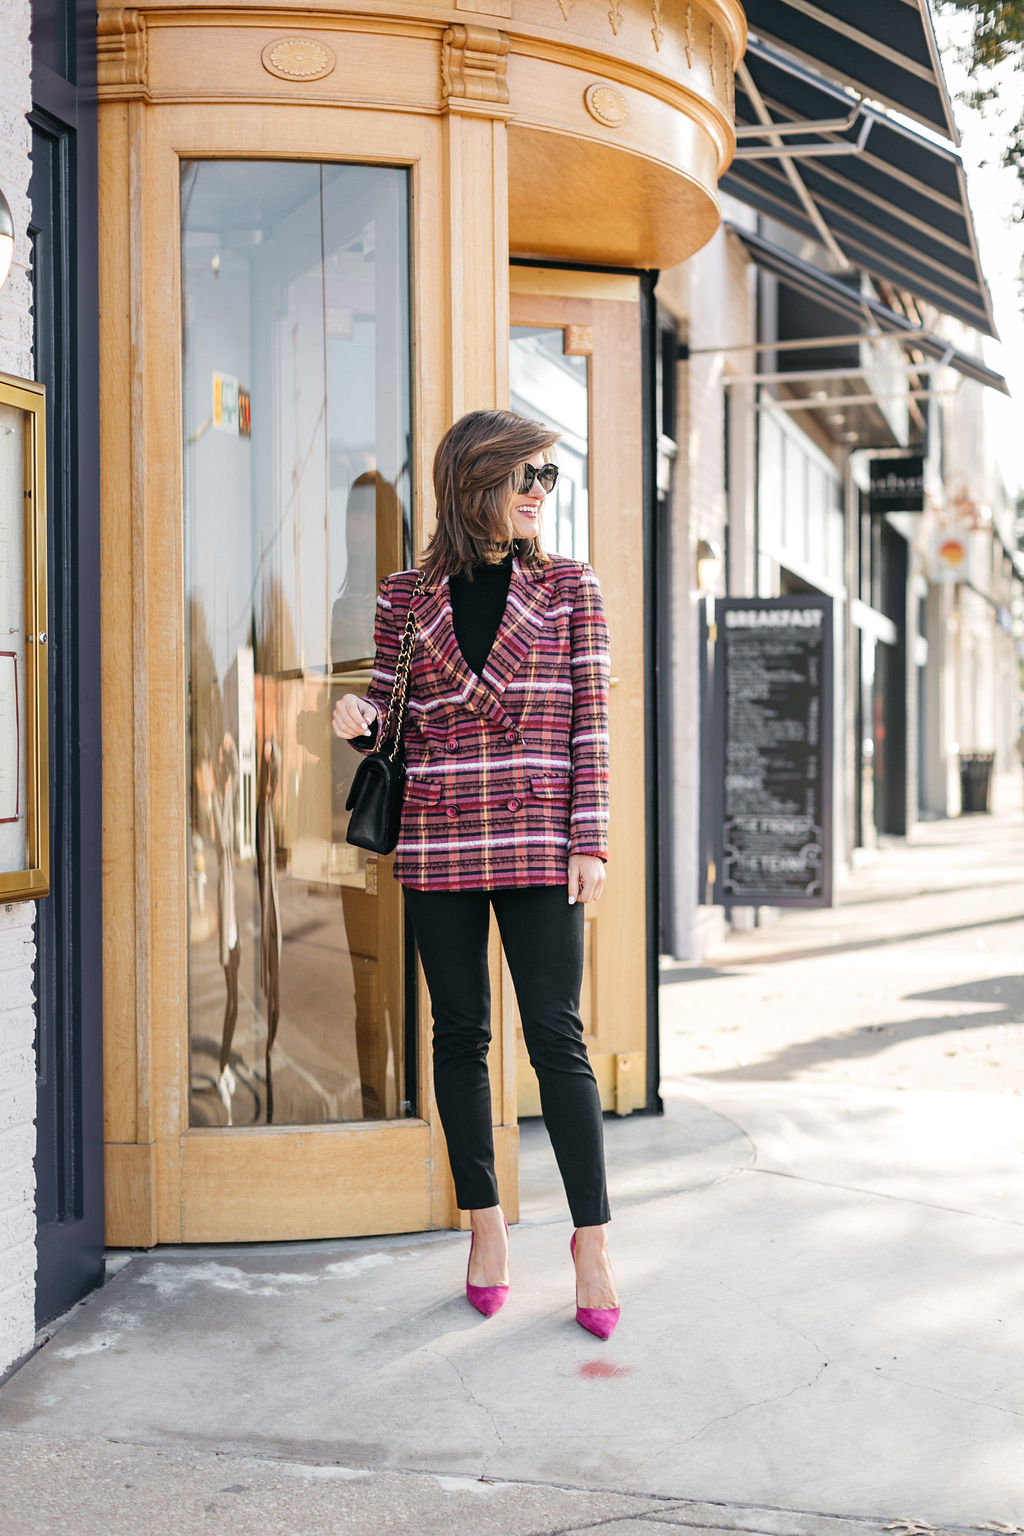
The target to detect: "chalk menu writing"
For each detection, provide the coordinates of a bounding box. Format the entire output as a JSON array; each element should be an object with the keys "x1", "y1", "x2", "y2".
[{"x1": 715, "y1": 596, "x2": 833, "y2": 907}]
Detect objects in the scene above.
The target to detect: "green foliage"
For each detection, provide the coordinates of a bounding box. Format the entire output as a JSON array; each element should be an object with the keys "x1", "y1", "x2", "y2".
[
  {"x1": 939, "y1": 2, "x2": 1024, "y2": 184},
  {"x1": 942, "y1": 1, "x2": 1024, "y2": 70}
]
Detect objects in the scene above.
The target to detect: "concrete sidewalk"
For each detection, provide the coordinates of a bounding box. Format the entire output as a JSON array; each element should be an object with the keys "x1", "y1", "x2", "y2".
[{"x1": 2, "y1": 810, "x2": 1023, "y2": 1535}]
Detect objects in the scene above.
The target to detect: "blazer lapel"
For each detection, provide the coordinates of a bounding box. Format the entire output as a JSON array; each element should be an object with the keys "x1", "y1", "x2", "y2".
[
  {"x1": 410, "y1": 574, "x2": 512, "y2": 727},
  {"x1": 481, "y1": 555, "x2": 553, "y2": 699}
]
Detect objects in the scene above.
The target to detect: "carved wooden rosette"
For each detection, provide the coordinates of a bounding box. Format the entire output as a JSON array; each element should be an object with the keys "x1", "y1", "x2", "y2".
[{"x1": 261, "y1": 38, "x2": 336, "y2": 83}]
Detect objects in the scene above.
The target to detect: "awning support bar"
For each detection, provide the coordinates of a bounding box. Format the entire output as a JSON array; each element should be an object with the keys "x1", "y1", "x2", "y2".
[
  {"x1": 734, "y1": 109, "x2": 861, "y2": 139},
  {"x1": 754, "y1": 387, "x2": 956, "y2": 412},
  {"x1": 683, "y1": 328, "x2": 932, "y2": 359},
  {"x1": 734, "y1": 114, "x2": 873, "y2": 162},
  {"x1": 725, "y1": 361, "x2": 943, "y2": 388}
]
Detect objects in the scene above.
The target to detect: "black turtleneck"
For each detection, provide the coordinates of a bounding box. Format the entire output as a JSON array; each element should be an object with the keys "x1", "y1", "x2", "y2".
[{"x1": 449, "y1": 549, "x2": 514, "y2": 677}]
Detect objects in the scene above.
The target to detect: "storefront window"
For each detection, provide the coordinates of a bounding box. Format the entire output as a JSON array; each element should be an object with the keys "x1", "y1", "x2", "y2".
[
  {"x1": 510, "y1": 327, "x2": 589, "y2": 560},
  {"x1": 181, "y1": 161, "x2": 411, "y2": 1127},
  {"x1": 758, "y1": 412, "x2": 843, "y2": 592}
]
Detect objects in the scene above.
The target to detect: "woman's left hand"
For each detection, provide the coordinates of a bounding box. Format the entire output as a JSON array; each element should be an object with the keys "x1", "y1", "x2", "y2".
[{"x1": 568, "y1": 854, "x2": 606, "y2": 906}]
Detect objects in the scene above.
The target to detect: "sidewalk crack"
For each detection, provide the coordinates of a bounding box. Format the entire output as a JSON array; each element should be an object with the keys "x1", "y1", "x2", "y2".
[
  {"x1": 869, "y1": 1368, "x2": 1024, "y2": 1421},
  {"x1": 681, "y1": 1355, "x2": 832, "y2": 1446},
  {"x1": 752, "y1": 1166, "x2": 1024, "y2": 1228},
  {"x1": 423, "y1": 1340, "x2": 507, "y2": 1467},
  {"x1": 516, "y1": 1502, "x2": 705, "y2": 1536}
]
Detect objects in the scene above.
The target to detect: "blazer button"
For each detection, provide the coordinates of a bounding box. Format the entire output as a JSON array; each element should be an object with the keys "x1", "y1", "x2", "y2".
[
  {"x1": 445, "y1": 806, "x2": 459, "y2": 820},
  {"x1": 445, "y1": 739, "x2": 458, "y2": 753},
  {"x1": 506, "y1": 797, "x2": 521, "y2": 813}
]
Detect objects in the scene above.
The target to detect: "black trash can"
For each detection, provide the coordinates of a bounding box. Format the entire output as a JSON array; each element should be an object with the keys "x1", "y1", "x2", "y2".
[{"x1": 959, "y1": 751, "x2": 995, "y2": 814}]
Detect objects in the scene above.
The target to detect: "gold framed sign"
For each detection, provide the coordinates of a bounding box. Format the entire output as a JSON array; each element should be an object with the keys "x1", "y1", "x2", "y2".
[{"x1": 0, "y1": 373, "x2": 48, "y2": 901}]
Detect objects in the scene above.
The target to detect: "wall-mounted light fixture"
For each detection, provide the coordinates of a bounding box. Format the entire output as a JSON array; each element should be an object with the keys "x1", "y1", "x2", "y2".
[
  {"x1": 0, "y1": 186, "x2": 14, "y2": 288},
  {"x1": 696, "y1": 536, "x2": 723, "y2": 592}
]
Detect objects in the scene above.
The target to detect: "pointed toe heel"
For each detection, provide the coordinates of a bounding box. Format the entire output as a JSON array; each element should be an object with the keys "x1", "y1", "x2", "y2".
[
  {"x1": 466, "y1": 1216, "x2": 509, "y2": 1317},
  {"x1": 575, "y1": 1303, "x2": 620, "y2": 1340},
  {"x1": 570, "y1": 1232, "x2": 620, "y2": 1340},
  {"x1": 466, "y1": 1279, "x2": 509, "y2": 1317}
]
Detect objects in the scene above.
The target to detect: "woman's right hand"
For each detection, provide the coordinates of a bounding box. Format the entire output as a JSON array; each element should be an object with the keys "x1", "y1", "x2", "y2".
[{"x1": 332, "y1": 694, "x2": 378, "y2": 740}]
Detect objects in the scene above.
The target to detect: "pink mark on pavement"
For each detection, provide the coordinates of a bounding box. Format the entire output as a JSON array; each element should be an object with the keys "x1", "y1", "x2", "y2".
[{"x1": 578, "y1": 1360, "x2": 631, "y2": 1379}]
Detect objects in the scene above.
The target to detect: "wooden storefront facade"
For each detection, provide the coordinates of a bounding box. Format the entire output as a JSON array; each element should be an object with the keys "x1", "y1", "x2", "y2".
[{"x1": 95, "y1": 0, "x2": 744, "y2": 1245}]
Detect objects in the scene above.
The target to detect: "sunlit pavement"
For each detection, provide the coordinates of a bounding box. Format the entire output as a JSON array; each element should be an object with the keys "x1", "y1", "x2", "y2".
[{"x1": 1, "y1": 792, "x2": 1023, "y2": 1535}]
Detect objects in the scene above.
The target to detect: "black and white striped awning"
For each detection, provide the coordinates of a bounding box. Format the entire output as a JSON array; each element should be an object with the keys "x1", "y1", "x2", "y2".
[
  {"x1": 727, "y1": 225, "x2": 1007, "y2": 395},
  {"x1": 722, "y1": 37, "x2": 997, "y2": 337},
  {"x1": 740, "y1": 0, "x2": 958, "y2": 142}
]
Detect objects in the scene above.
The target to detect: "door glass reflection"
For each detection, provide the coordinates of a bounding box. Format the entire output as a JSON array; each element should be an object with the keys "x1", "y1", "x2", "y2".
[
  {"x1": 182, "y1": 161, "x2": 412, "y2": 1126},
  {"x1": 510, "y1": 326, "x2": 589, "y2": 560}
]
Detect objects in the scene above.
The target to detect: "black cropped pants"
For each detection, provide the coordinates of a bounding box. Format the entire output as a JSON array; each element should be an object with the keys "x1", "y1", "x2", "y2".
[{"x1": 403, "y1": 884, "x2": 611, "y2": 1229}]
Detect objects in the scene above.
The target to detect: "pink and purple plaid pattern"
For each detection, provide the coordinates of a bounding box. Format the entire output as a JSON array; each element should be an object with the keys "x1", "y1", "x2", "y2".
[{"x1": 360, "y1": 554, "x2": 610, "y2": 891}]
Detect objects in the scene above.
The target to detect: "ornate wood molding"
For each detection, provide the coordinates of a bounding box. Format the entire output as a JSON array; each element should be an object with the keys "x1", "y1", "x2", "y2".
[
  {"x1": 651, "y1": 0, "x2": 664, "y2": 52},
  {"x1": 442, "y1": 25, "x2": 510, "y2": 108},
  {"x1": 584, "y1": 82, "x2": 629, "y2": 127},
  {"x1": 261, "y1": 38, "x2": 336, "y2": 83},
  {"x1": 98, "y1": 8, "x2": 148, "y2": 98}
]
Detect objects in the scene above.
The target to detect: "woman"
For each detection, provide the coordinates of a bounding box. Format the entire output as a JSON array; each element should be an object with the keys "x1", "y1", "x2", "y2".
[{"x1": 332, "y1": 410, "x2": 618, "y2": 1338}]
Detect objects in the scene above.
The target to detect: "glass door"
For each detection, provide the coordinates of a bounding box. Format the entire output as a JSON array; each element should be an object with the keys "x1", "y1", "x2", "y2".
[
  {"x1": 177, "y1": 159, "x2": 428, "y2": 1238},
  {"x1": 509, "y1": 268, "x2": 650, "y2": 1116}
]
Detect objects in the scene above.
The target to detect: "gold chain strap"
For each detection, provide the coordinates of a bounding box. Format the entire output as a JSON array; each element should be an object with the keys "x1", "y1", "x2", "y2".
[{"x1": 377, "y1": 575, "x2": 423, "y2": 761}]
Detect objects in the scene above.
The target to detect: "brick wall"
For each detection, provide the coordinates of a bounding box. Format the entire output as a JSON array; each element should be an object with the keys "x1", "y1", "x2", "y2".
[
  {"x1": 0, "y1": 0, "x2": 36, "y2": 1377},
  {"x1": 656, "y1": 212, "x2": 757, "y2": 958},
  {"x1": 0, "y1": 905, "x2": 36, "y2": 1375}
]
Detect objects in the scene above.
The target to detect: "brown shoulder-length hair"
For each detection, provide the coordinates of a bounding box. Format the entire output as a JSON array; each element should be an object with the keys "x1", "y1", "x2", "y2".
[{"x1": 420, "y1": 409, "x2": 559, "y2": 580}]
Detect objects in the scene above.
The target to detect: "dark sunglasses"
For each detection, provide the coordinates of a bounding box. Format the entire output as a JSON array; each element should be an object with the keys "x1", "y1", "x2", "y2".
[{"x1": 514, "y1": 462, "x2": 559, "y2": 494}]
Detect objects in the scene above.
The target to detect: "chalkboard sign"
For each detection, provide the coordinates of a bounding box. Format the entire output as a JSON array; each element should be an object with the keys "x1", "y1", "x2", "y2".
[
  {"x1": 711, "y1": 595, "x2": 833, "y2": 908},
  {"x1": 868, "y1": 455, "x2": 924, "y2": 515}
]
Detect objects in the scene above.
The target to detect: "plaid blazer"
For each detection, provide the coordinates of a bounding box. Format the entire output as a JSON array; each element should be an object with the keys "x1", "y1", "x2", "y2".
[{"x1": 358, "y1": 553, "x2": 610, "y2": 891}]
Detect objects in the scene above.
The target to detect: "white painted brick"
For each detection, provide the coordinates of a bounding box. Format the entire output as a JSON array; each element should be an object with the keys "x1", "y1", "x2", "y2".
[
  {"x1": 0, "y1": 0, "x2": 37, "y2": 1384},
  {"x1": 0, "y1": 1200, "x2": 34, "y2": 1253},
  {"x1": 0, "y1": 1005, "x2": 34, "y2": 1040},
  {"x1": 655, "y1": 220, "x2": 757, "y2": 958},
  {"x1": 0, "y1": 343, "x2": 30, "y2": 379},
  {"x1": 0, "y1": 1259, "x2": 37, "y2": 1376},
  {"x1": 0, "y1": 904, "x2": 34, "y2": 933},
  {"x1": 0, "y1": 973, "x2": 33, "y2": 1010},
  {"x1": 0, "y1": 1123, "x2": 34, "y2": 1176},
  {"x1": 0, "y1": 923, "x2": 36, "y2": 967},
  {"x1": 0, "y1": 1158, "x2": 32, "y2": 1209},
  {"x1": 0, "y1": 1047, "x2": 33, "y2": 1095},
  {"x1": 0, "y1": 46, "x2": 30, "y2": 93},
  {"x1": 0, "y1": 1084, "x2": 35, "y2": 1135}
]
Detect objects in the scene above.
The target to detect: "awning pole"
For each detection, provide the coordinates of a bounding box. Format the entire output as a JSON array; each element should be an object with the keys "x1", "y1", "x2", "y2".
[
  {"x1": 726, "y1": 361, "x2": 939, "y2": 387},
  {"x1": 685, "y1": 329, "x2": 932, "y2": 358},
  {"x1": 753, "y1": 386, "x2": 958, "y2": 412}
]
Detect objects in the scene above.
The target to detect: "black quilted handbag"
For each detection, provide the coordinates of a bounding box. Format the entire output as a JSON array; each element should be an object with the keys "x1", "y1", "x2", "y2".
[{"x1": 345, "y1": 576, "x2": 422, "y2": 854}]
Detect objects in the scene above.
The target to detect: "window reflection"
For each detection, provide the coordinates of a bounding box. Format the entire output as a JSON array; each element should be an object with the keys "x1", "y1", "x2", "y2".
[
  {"x1": 510, "y1": 326, "x2": 590, "y2": 561},
  {"x1": 182, "y1": 161, "x2": 411, "y2": 1127}
]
